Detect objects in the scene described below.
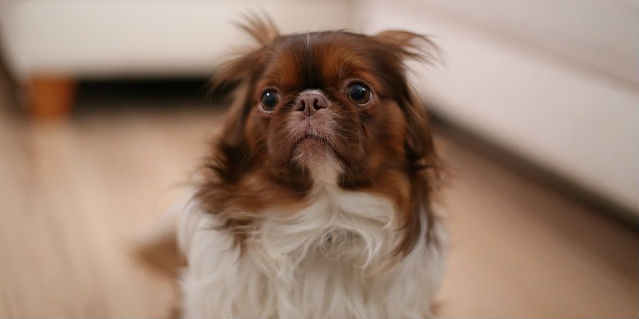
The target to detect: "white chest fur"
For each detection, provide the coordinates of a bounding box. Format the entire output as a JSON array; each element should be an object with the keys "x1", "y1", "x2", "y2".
[{"x1": 178, "y1": 184, "x2": 446, "y2": 318}]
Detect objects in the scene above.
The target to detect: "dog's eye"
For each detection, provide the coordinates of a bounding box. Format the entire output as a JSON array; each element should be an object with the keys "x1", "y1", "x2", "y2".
[
  {"x1": 260, "y1": 90, "x2": 280, "y2": 112},
  {"x1": 347, "y1": 83, "x2": 371, "y2": 105}
]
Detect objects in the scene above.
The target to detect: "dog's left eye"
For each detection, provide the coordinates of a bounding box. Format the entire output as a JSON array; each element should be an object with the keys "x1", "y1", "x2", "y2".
[
  {"x1": 260, "y1": 90, "x2": 280, "y2": 112},
  {"x1": 347, "y1": 82, "x2": 371, "y2": 105}
]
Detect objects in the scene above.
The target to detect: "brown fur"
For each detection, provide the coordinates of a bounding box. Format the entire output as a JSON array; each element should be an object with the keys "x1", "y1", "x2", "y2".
[{"x1": 195, "y1": 17, "x2": 442, "y2": 255}]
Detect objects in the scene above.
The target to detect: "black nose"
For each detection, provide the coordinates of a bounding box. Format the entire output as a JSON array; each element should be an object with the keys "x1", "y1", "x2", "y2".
[{"x1": 295, "y1": 91, "x2": 329, "y2": 117}]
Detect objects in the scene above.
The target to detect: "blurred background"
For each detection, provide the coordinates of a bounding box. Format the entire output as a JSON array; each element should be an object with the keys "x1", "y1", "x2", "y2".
[{"x1": 0, "y1": 0, "x2": 637, "y2": 317}]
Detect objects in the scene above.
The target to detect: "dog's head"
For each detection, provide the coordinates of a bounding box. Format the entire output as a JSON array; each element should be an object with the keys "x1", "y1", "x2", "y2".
[{"x1": 198, "y1": 16, "x2": 441, "y2": 254}]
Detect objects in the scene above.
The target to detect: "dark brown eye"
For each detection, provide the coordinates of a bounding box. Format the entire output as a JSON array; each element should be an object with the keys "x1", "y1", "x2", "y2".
[
  {"x1": 347, "y1": 82, "x2": 371, "y2": 105},
  {"x1": 260, "y1": 90, "x2": 279, "y2": 112}
]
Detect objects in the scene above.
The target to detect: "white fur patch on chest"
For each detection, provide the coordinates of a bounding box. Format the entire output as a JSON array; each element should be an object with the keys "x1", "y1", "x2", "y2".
[
  {"x1": 178, "y1": 186, "x2": 445, "y2": 318},
  {"x1": 254, "y1": 182, "x2": 398, "y2": 267}
]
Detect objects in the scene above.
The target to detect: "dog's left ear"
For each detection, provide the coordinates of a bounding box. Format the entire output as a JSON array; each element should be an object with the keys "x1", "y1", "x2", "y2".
[
  {"x1": 373, "y1": 30, "x2": 440, "y2": 175},
  {"x1": 374, "y1": 30, "x2": 443, "y2": 253}
]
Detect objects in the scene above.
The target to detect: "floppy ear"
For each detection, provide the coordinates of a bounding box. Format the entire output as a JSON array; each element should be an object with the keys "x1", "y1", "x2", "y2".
[
  {"x1": 202, "y1": 15, "x2": 279, "y2": 185},
  {"x1": 373, "y1": 30, "x2": 441, "y2": 176},
  {"x1": 394, "y1": 83, "x2": 443, "y2": 253},
  {"x1": 210, "y1": 14, "x2": 279, "y2": 147},
  {"x1": 375, "y1": 30, "x2": 443, "y2": 253}
]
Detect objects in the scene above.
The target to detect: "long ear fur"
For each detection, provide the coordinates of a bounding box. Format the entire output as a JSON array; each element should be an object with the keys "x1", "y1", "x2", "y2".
[
  {"x1": 235, "y1": 13, "x2": 280, "y2": 47},
  {"x1": 374, "y1": 30, "x2": 440, "y2": 64},
  {"x1": 209, "y1": 14, "x2": 279, "y2": 96},
  {"x1": 373, "y1": 30, "x2": 442, "y2": 178},
  {"x1": 374, "y1": 30, "x2": 444, "y2": 252},
  {"x1": 209, "y1": 14, "x2": 279, "y2": 148},
  {"x1": 195, "y1": 15, "x2": 280, "y2": 242}
]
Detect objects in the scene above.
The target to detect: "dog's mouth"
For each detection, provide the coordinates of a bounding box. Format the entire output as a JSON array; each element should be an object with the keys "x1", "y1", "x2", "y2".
[
  {"x1": 291, "y1": 132, "x2": 338, "y2": 158},
  {"x1": 296, "y1": 133, "x2": 332, "y2": 147}
]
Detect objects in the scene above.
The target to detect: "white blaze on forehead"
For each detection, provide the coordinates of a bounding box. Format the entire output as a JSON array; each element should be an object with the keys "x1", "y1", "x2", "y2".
[{"x1": 300, "y1": 89, "x2": 323, "y2": 96}]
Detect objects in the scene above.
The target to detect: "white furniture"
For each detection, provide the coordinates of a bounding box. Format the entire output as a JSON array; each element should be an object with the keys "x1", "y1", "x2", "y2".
[{"x1": 0, "y1": 0, "x2": 356, "y2": 78}]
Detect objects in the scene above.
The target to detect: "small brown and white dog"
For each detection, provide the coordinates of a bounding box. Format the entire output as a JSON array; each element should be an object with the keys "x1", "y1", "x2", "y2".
[{"x1": 177, "y1": 16, "x2": 447, "y2": 318}]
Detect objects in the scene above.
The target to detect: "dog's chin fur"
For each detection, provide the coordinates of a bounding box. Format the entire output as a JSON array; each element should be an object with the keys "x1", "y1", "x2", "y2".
[{"x1": 178, "y1": 177, "x2": 446, "y2": 318}]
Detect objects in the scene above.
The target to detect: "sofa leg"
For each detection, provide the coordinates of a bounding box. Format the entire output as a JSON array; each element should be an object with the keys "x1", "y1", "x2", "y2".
[{"x1": 25, "y1": 76, "x2": 77, "y2": 119}]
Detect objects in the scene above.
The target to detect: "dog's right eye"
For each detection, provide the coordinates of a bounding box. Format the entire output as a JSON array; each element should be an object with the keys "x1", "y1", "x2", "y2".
[{"x1": 260, "y1": 90, "x2": 280, "y2": 112}]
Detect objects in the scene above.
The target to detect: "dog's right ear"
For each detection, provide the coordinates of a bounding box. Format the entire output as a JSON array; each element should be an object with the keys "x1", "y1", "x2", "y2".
[{"x1": 210, "y1": 14, "x2": 279, "y2": 147}]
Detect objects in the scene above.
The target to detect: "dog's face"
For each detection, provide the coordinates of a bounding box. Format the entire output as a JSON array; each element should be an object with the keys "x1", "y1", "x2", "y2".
[
  {"x1": 248, "y1": 32, "x2": 415, "y2": 183},
  {"x1": 199, "y1": 18, "x2": 440, "y2": 254}
]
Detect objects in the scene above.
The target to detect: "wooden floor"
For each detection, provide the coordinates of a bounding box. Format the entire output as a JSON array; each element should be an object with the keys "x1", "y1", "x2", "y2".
[{"x1": 0, "y1": 88, "x2": 636, "y2": 318}]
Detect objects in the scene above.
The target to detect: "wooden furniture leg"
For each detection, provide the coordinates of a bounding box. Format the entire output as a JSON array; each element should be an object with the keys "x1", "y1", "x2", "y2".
[{"x1": 25, "y1": 76, "x2": 76, "y2": 119}]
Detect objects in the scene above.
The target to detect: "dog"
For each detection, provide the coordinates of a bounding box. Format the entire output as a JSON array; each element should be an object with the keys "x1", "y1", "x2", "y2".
[{"x1": 177, "y1": 16, "x2": 447, "y2": 318}]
